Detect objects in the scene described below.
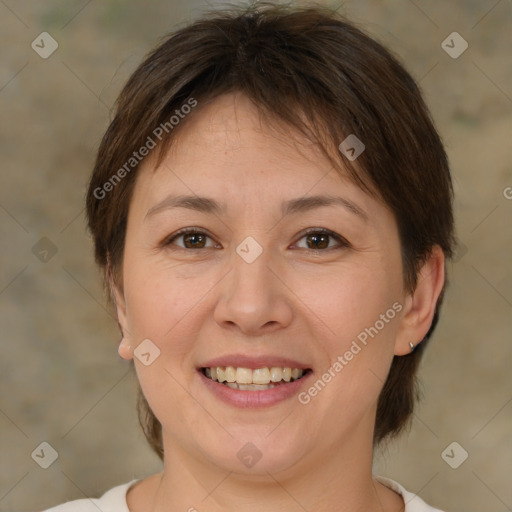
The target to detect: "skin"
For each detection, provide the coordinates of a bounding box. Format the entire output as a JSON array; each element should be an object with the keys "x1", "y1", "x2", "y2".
[{"x1": 112, "y1": 92, "x2": 445, "y2": 512}]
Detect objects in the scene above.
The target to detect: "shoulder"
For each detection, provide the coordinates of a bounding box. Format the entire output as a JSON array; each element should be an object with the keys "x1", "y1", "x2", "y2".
[
  {"x1": 375, "y1": 476, "x2": 446, "y2": 512},
  {"x1": 42, "y1": 480, "x2": 138, "y2": 512}
]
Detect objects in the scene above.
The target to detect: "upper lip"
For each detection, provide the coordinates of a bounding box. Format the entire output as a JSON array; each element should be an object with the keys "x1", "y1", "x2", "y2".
[{"x1": 200, "y1": 354, "x2": 311, "y2": 370}]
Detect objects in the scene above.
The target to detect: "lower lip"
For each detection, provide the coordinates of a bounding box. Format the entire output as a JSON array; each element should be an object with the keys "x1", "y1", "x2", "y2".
[{"x1": 198, "y1": 370, "x2": 312, "y2": 408}]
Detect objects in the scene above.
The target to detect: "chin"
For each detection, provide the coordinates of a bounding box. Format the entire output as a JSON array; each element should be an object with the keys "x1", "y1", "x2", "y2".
[{"x1": 198, "y1": 428, "x2": 309, "y2": 477}]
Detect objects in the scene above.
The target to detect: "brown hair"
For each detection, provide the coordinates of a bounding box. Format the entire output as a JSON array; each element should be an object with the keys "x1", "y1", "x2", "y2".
[{"x1": 86, "y1": 2, "x2": 454, "y2": 460}]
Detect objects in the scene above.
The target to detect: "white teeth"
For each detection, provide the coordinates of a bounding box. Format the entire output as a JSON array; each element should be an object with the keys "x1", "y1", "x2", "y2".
[
  {"x1": 216, "y1": 367, "x2": 226, "y2": 383},
  {"x1": 204, "y1": 366, "x2": 306, "y2": 385},
  {"x1": 270, "y1": 367, "x2": 283, "y2": 382},
  {"x1": 236, "y1": 367, "x2": 253, "y2": 384},
  {"x1": 252, "y1": 367, "x2": 270, "y2": 384},
  {"x1": 224, "y1": 366, "x2": 236, "y2": 383}
]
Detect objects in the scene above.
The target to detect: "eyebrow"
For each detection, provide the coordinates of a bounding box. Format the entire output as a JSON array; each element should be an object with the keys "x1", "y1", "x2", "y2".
[{"x1": 145, "y1": 193, "x2": 368, "y2": 221}]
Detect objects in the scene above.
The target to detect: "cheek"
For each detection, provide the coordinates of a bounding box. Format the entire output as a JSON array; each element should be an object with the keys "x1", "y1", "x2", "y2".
[
  {"x1": 287, "y1": 261, "x2": 402, "y2": 439},
  {"x1": 122, "y1": 252, "x2": 231, "y2": 372},
  {"x1": 294, "y1": 259, "x2": 402, "y2": 402},
  {"x1": 123, "y1": 261, "x2": 211, "y2": 425},
  {"x1": 294, "y1": 260, "x2": 401, "y2": 343}
]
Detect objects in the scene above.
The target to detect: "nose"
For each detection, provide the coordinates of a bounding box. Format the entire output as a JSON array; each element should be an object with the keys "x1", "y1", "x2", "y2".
[{"x1": 213, "y1": 243, "x2": 294, "y2": 336}]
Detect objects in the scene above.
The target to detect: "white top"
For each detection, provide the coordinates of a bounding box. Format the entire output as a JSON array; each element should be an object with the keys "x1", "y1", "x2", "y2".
[{"x1": 43, "y1": 476, "x2": 445, "y2": 511}]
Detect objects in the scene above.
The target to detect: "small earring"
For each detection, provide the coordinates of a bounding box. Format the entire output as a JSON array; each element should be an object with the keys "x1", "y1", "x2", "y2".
[{"x1": 409, "y1": 341, "x2": 415, "y2": 352}]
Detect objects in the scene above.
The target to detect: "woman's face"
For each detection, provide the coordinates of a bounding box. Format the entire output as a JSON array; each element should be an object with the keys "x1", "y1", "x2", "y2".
[{"x1": 115, "y1": 92, "x2": 411, "y2": 475}]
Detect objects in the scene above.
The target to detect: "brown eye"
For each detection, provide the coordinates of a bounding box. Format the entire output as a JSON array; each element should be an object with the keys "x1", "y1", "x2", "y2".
[
  {"x1": 305, "y1": 233, "x2": 330, "y2": 250},
  {"x1": 294, "y1": 229, "x2": 349, "y2": 251},
  {"x1": 182, "y1": 232, "x2": 207, "y2": 248},
  {"x1": 165, "y1": 229, "x2": 218, "y2": 250}
]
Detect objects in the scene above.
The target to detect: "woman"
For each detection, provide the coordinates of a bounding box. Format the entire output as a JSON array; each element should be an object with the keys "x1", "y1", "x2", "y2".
[{"x1": 46, "y1": 3, "x2": 454, "y2": 511}]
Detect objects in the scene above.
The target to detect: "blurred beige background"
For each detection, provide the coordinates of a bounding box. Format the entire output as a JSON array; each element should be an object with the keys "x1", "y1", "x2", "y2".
[{"x1": 1, "y1": 1, "x2": 510, "y2": 511}]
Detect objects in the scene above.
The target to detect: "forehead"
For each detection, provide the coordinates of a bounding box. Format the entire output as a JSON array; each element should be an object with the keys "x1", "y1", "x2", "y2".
[
  {"x1": 130, "y1": 92, "x2": 385, "y2": 221},
  {"x1": 164, "y1": 93, "x2": 333, "y2": 176}
]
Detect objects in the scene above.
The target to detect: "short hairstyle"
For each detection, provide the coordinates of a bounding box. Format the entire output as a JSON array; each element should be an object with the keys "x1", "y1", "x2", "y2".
[{"x1": 86, "y1": 2, "x2": 455, "y2": 460}]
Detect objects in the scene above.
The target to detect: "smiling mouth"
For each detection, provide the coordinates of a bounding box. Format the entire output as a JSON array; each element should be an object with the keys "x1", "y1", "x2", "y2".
[{"x1": 201, "y1": 366, "x2": 311, "y2": 390}]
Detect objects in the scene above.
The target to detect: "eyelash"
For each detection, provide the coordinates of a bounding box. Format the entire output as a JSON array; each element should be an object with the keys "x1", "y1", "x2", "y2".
[{"x1": 162, "y1": 227, "x2": 350, "y2": 252}]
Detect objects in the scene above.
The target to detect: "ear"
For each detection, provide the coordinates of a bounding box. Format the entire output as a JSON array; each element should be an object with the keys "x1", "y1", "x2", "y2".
[
  {"x1": 107, "y1": 261, "x2": 133, "y2": 361},
  {"x1": 394, "y1": 246, "x2": 445, "y2": 356}
]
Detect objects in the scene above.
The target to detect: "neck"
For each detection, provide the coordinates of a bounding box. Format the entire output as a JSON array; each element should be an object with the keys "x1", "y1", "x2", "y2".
[{"x1": 145, "y1": 421, "x2": 402, "y2": 512}]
